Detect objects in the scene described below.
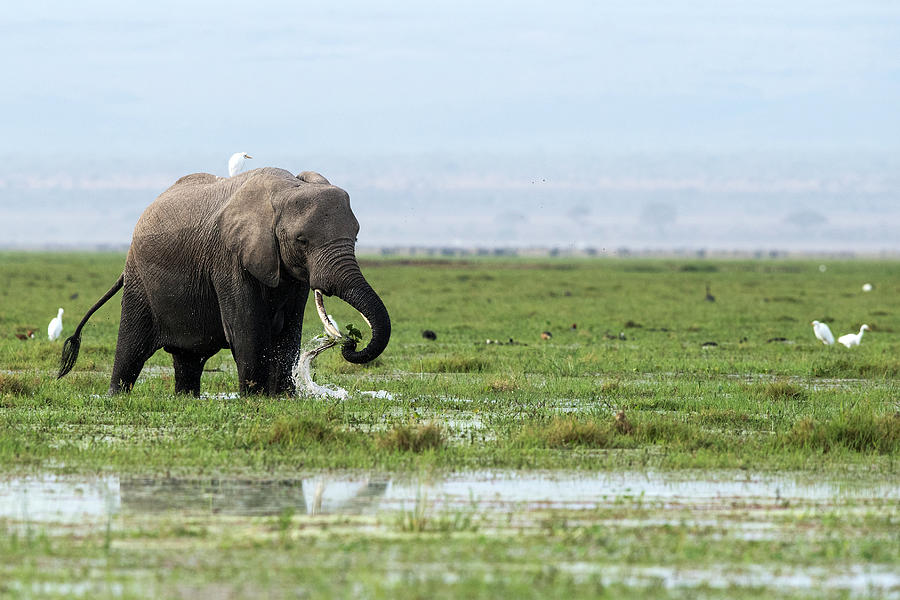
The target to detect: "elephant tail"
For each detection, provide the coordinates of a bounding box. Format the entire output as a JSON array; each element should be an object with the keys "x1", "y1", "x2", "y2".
[{"x1": 58, "y1": 273, "x2": 125, "y2": 379}]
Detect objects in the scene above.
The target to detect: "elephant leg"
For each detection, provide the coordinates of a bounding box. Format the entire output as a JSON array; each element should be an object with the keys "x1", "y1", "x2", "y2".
[
  {"x1": 109, "y1": 286, "x2": 159, "y2": 395},
  {"x1": 272, "y1": 285, "x2": 308, "y2": 394},
  {"x1": 226, "y1": 316, "x2": 275, "y2": 395},
  {"x1": 232, "y1": 347, "x2": 272, "y2": 395},
  {"x1": 171, "y1": 350, "x2": 209, "y2": 397}
]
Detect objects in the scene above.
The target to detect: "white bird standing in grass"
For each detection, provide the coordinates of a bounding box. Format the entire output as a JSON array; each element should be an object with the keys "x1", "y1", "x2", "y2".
[
  {"x1": 811, "y1": 320, "x2": 834, "y2": 345},
  {"x1": 838, "y1": 324, "x2": 870, "y2": 348},
  {"x1": 228, "y1": 152, "x2": 252, "y2": 177},
  {"x1": 48, "y1": 308, "x2": 63, "y2": 341}
]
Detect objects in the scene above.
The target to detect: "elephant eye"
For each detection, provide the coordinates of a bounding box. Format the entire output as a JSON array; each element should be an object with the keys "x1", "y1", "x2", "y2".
[{"x1": 296, "y1": 237, "x2": 309, "y2": 248}]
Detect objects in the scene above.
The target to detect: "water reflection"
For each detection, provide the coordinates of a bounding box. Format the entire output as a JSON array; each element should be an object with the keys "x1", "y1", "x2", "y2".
[
  {"x1": 1, "y1": 470, "x2": 897, "y2": 524},
  {"x1": 121, "y1": 477, "x2": 390, "y2": 517},
  {"x1": 0, "y1": 474, "x2": 120, "y2": 523}
]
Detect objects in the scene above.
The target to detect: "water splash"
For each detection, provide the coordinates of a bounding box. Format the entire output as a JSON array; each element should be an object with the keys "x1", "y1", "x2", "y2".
[
  {"x1": 291, "y1": 333, "x2": 395, "y2": 400},
  {"x1": 291, "y1": 335, "x2": 349, "y2": 399}
]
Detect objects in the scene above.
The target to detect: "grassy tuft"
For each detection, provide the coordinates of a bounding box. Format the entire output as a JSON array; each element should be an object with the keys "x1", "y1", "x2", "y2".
[
  {"x1": 517, "y1": 417, "x2": 614, "y2": 449},
  {"x1": 418, "y1": 355, "x2": 491, "y2": 373},
  {"x1": 484, "y1": 377, "x2": 518, "y2": 393},
  {"x1": 255, "y1": 417, "x2": 342, "y2": 447},
  {"x1": 636, "y1": 417, "x2": 723, "y2": 451},
  {"x1": 378, "y1": 423, "x2": 445, "y2": 453},
  {"x1": 759, "y1": 381, "x2": 807, "y2": 402},
  {"x1": 0, "y1": 373, "x2": 38, "y2": 396},
  {"x1": 782, "y1": 413, "x2": 900, "y2": 454}
]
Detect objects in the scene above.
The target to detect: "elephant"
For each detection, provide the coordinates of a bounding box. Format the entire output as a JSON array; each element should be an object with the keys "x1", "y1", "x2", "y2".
[{"x1": 58, "y1": 167, "x2": 390, "y2": 396}]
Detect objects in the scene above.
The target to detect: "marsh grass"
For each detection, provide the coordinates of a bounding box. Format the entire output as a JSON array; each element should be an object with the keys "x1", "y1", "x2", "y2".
[
  {"x1": 0, "y1": 252, "x2": 899, "y2": 473},
  {"x1": 417, "y1": 355, "x2": 491, "y2": 373},
  {"x1": 756, "y1": 380, "x2": 808, "y2": 402},
  {"x1": 782, "y1": 413, "x2": 900, "y2": 454},
  {"x1": 2, "y1": 252, "x2": 899, "y2": 600},
  {"x1": 515, "y1": 415, "x2": 642, "y2": 449},
  {"x1": 0, "y1": 373, "x2": 39, "y2": 397},
  {"x1": 378, "y1": 423, "x2": 445, "y2": 453},
  {"x1": 255, "y1": 416, "x2": 344, "y2": 446},
  {"x1": 393, "y1": 489, "x2": 481, "y2": 533}
]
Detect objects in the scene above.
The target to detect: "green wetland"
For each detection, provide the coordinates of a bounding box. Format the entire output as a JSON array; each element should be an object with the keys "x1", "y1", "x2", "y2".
[{"x1": 1, "y1": 252, "x2": 898, "y2": 598}]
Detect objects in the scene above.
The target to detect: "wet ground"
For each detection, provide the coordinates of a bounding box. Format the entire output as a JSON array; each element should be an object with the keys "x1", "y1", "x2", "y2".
[
  {"x1": 4, "y1": 469, "x2": 897, "y2": 521},
  {"x1": 2, "y1": 469, "x2": 898, "y2": 596}
]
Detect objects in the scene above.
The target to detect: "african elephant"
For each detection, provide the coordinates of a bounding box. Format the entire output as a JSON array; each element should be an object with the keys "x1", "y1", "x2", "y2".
[{"x1": 58, "y1": 167, "x2": 390, "y2": 396}]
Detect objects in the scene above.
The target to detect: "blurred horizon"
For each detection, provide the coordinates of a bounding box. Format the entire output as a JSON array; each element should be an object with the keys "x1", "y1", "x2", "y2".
[{"x1": 1, "y1": 2, "x2": 898, "y2": 252}]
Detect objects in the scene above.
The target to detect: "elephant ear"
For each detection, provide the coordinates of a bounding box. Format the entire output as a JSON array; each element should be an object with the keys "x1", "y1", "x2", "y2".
[
  {"x1": 217, "y1": 175, "x2": 281, "y2": 287},
  {"x1": 297, "y1": 171, "x2": 330, "y2": 184}
]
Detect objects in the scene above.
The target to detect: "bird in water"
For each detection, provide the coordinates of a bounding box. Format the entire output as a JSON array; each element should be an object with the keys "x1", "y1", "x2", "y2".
[
  {"x1": 228, "y1": 152, "x2": 252, "y2": 177},
  {"x1": 810, "y1": 320, "x2": 834, "y2": 345},
  {"x1": 48, "y1": 308, "x2": 64, "y2": 341},
  {"x1": 838, "y1": 324, "x2": 870, "y2": 348}
]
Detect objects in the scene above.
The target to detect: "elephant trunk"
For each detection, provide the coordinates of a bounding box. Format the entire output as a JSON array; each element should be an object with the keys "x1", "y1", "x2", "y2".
[
  {"x1": 336, "y1": 282, "x2": 391, "y2": 364},
  {"x1": 310, "y1": 241, "x2": 391, "y2": 364}
]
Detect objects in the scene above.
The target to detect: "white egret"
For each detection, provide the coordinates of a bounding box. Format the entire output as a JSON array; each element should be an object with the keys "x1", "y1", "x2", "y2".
[
  {"x1": 811, "y1": 320, "x2": 834, "y2": 345},
  {"x1": 228, "y1": 152, "x2": 252, "y2": 177},
  {"x1": 48, "y1": 308, "x2": 63, "y2": 341},
  {"x1": 838, "y1": 324, "x2": 870, "y2": 348},
  {"x1": 862, "y1": 283, "x2": 873, "y2": 292}
]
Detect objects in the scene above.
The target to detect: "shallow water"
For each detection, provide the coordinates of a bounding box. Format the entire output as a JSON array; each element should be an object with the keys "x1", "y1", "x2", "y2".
[
  {"x1": 2, "y1": 469, "x2": 897, "y2": 595},
  {"x1": 2, "y1": 469, "x2": 895, "y2": 522}
]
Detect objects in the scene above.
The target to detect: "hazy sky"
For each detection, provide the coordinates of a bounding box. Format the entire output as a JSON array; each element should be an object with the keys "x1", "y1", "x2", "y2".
[{"x1": 1, "y1": 1, "x2": 898, "y2": 249}]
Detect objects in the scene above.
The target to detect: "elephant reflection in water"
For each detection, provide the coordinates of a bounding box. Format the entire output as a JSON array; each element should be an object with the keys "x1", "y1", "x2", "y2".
[{"x1": 120, "y1": 477, "x2": 390, "y2": 517}]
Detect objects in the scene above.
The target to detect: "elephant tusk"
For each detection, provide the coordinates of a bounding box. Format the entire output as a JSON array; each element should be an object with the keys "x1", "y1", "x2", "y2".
[{"x1": 314, "y1": 289, "x2": 343, "y2": 339}]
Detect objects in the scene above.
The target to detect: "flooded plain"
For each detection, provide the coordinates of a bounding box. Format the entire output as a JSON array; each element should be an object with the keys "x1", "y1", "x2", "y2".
[{"x1": 2, "y1": 469, "x2": 898, "y2": 596}]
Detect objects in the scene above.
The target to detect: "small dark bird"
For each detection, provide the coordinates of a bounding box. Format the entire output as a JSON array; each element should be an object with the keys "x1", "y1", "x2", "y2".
[
  {"x1": 15, "y1": 333, "x2": 28, "y2": 340},
  {"x1": 69, "y1": 292, "x2": 79, "y2": 300},
  {"x1": 14, "y1": 329, "x2": 35, "y2": 341},
  {"x1": 422, "y1": 330, "x2": 437, "y2": 341},
  {"x1": 705, "y1": 285, "x2": 715, "y2": 302},
  {"x1": 540, "y1": 331, "x2": 552, "y2": 340},
  {"x1": 701, "y1": 341, "x2": 718, "y2": 348},
  {"x1": 570, "y1": 323, "x2": 577, "y2": 330}
]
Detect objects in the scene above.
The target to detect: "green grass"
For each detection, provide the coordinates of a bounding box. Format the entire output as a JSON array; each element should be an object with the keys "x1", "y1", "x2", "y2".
[
  {"x1": 1, "y1": 251, "x2": 899, "y2": 474},
  {"x1": 2, "y1": 251, "x2": 899, "y2": 598}
]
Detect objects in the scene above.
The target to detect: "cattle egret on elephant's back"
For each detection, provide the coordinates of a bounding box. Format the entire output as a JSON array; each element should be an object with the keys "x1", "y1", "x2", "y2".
[
  {"x1": 48, "y1": 308, "x2": 63, "y2": 341},
  {"x1": 811, "y1": 320, "x2": 834, "y2": 345},
  {"x1": 838, "y1": 324, "x2": 870, "y2": 348},
  {"x1": 228, "y1": 152, "x2": 252, "y2": 177}
]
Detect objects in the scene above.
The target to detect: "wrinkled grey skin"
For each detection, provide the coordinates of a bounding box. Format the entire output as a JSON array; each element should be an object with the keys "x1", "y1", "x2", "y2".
[{"x1": 64, "y1": 167, "x2": 390, "y2": 396}]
